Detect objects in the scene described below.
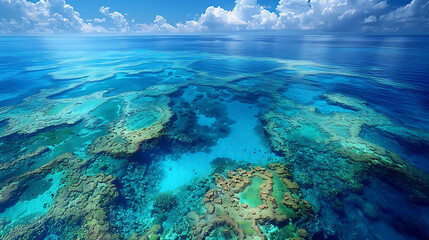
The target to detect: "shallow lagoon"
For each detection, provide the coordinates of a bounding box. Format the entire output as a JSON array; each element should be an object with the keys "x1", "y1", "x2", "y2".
[{"x1": 0, "y1": 35, "x2": 429, "y2": 239}]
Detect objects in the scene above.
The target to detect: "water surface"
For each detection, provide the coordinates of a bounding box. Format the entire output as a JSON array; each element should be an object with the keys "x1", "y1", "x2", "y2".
[{"x1": 0, "y1": 35, "x2": 428, "y2": 240}]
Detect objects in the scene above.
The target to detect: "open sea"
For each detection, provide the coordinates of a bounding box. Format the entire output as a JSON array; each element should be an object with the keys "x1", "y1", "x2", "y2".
[{"x1": 0, "y1": 35, "x2": 428, "y2": 240}]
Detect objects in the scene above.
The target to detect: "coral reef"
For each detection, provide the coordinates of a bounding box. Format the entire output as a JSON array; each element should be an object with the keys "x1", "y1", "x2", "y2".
[
  {"x1": 263, "y1": 92, "x2": 429, "y2": 203},
  {"x1": 1, "y1": 153, "x2": 120, "y2": 240},
  {"x1": 165, "y1": 85, "x2": 234, "y2": 149},
  {"x1": 0, "y1": 146, "x2": 49, "y2": 173},
  {"x1": 153, "y1": 192, "x2": 178, "y2": 214},
  {"x1": 1, "y1": 43, "x2": 429, "y2": 240},
  {"x1": 189, "y1": 164, "x2": 313, "y2": 240},
  {"x1": 89, "y1": 95, "x2": 173, "y2": 157},
  {"x1": 0, "y1": 92, "x2": 108, "y2": 138}
]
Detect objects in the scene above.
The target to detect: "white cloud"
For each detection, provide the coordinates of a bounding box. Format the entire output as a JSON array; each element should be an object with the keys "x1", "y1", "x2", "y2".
[
  {"x1": 0, "y1": 0, "x2": 427, "y2": 34},
  {"x1": 176, "y1": 0, "x2": 279, "y2": 32},
  {"x1": 364, "y1": 15, "x2": 377, "y2": 23},
  {"x1": 0, "y1": 0, "x2": 102, "y2": 33},
  {"x1": 99, "y1": 6, "x2": 129, "y2": 32},
  {"x1": 381, "y1": 0, "x2": 429, "y2": 22},
  {"x1": 276, "y1": 0, "x2": 311, "y2": 15},
  {"x1": 134, "y1": 0, "x2": 280, "y2": 33},
  {"x1": 135, "y1": 15, "x2": 178, "y2": 33},
  {"x1": 375, "y1": 0, "x2": 429, "y2": 33},
  {"x1": 176, "y1": 19, "x2": 205, "y2": 32},
  {"x1": 248, "y1": 9, "x2": 279, "y2": 29},
  {"x1": 93, "y1": 18, "x2": 106, "y2": 23},
  {"x1": 0, "y1": 0, "x2": 132, "y2": 33},
  {"x1": 276, "y1": 0, "x2": 392, "y2": 31}
]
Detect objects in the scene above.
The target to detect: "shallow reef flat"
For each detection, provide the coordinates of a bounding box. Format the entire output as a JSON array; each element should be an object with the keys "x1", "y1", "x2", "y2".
[{"x1": 0, "y1": 38, "x2": 429, "y2": 240}]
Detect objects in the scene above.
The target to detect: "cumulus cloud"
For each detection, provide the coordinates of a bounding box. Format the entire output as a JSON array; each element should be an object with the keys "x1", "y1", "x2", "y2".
[
  {"x1": 276, "y1": 0, "x2": 391, "y2": 31},
  {"x1": 177, "y1": 0, "x2": 279, "y2": 31},
  {"x1": 170, "y1": 0, "x2": 428, "y2": 33},
  {"x1": 0, "y1": 0, "x2": 132, "y2": 33},
  {"x1": 0, "y1": 0, "x2": 428, "y2": 34},
  {"x1": 364, "y1": 15, "x2": 377, "y2": 23},
  {"x1": 132, "y1": 0, "x2": 280, "y2": 33},
  {"x1": 374, "y1": 0, "x2": 429, "y2": 33},
  {"x1": 99, "y1": 6, "x2": 129, "y2": 32},
  {"x1": 0, "y1": 0, "x2": 104, "y2": 33},
  {"x1": 135, "y1": 15, "x2": 178, "y2": 33},
  {"x1": 87, "y1": 18, "x2": 106, "y2": 24},
  {"x1": 382, "y1": 0, "x2": 428, "y2": 21}
]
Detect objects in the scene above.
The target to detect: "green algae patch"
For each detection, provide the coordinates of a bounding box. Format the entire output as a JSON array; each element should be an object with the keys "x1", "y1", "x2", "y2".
[
  {"x1": 272, "y1": 175, "x2": 298, "y2": 219},
  {"x1": 238, "y1": 176, "x2": 264, "y2": 208},
  {"x1": 238, "y1": 221, "x2": 255, "y2": 235},
  {"x1": 272, "y1": 175, "x2": 287, "y2": 205}
]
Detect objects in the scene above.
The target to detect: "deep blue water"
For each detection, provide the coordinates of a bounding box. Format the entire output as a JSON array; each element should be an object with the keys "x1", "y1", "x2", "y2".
[{"x1": 0, "y1": 35, "x2": 428, "y2": 240}]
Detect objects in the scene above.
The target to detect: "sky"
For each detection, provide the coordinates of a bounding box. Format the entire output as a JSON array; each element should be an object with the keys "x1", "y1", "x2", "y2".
[{"x1": 0, "y1": 0, "x2": 428, "y2": 34}]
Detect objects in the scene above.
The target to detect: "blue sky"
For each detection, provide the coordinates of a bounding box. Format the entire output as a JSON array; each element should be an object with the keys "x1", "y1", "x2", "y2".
[
  {"x1": 64, "y1": 0, "x2": 280, "y2": 23},
  {"x1": 0, "y1": 0, "x2": 428, "y2": 34},
  {"x1": 66, "y1": 0, "x2": 238, "y2": 23}
]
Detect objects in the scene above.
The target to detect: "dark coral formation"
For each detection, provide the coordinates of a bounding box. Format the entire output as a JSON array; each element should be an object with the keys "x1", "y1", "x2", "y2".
[
  {"x1": 153, "y1": 192, "x2": 178, "y2": 214},
  {"x1": 166, "y1": 85, "x2": 234, "y2": 150}
]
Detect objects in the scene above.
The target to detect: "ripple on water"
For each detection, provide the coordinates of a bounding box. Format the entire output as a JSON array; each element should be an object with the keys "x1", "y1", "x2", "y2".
[{"x1": 189, "y1": 58, "x2": 284, "y2": 77}]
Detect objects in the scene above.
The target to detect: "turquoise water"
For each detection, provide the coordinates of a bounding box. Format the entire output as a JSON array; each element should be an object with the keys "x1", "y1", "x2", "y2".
[{"x1": 0, "y1": 35, "x2": 429, "y2": 239}]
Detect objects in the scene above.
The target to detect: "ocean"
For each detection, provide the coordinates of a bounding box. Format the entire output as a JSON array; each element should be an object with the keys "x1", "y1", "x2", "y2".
[{"x1": 0, "y1": 35, "x2": 428, "y2": 239}]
